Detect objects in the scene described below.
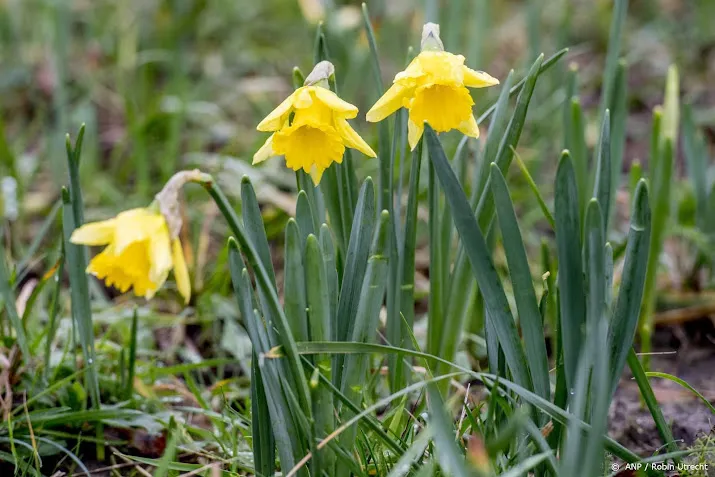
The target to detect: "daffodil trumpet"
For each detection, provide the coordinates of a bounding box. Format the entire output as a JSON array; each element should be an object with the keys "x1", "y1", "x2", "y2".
[
  {"x1": 253, "y1": 60, "x2": 376, "y2": 185},
  {"x1": 366, "y1": 23, "x2": 500, "y2": 150},
  {"x1": 69, "y1": 170, "x2": 207, "y2": 303}
]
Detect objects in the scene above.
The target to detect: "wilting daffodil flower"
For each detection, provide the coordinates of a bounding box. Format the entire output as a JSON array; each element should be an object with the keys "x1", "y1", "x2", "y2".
[
  {"x1": 70, "y1": 171, "x2": 204, "y2": 304},
  {"x1": 366, "y1": 23, "x2": 499, "y2": 150},
  {"x1": 253, "y1": 61, "x2": 376, "y2": 185}
]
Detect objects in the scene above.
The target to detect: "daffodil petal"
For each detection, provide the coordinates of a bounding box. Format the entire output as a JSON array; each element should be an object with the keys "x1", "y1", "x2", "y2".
[
  {"x1": 172, "y1": 238, "x2": 191, "y2": 304},
  {"x1": 113, "y1": 210, "x2": 160, "y2": 254},
  {"x1": 292, "y1": 87, "x2": 314, "y2": 109},
  {"x1": 366, "y1": 83, "x2": 412, "y2": 123},
  {"x1": 312, "y1": 87, "x2": 359, "y2": 118},
  {"x1": 457, "y1": 114, "x2": 480, "y2": 139},
  {"x1": 253, "y1": 134, "x2": 275, "y2": 164},
  {"x1": 149, "y1": 230, "x2": 173, "y2": 285},
  {"x1": 335, "y1": 118, "x2": 376, "y2": 157},
  {"x1": 462, "y1": 66, "x2": 500, "y2": 88},
  {"x1": 310, "y1": 165, "x2": 325, "y2": 185},
  {"x1": 408, "y1": 119, "x2": 424, "y2": 151},
  {"x1": 256, "y1": 89, "x2": 298, "y2": 132},
  {"x1": 70, "y1": 219, "x2": 116, "y2": 245}
]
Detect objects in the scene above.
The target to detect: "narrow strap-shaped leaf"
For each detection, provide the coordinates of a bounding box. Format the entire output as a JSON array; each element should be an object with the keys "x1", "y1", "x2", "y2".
[
  {"x1": 304, "y1": 234, "x2": 335, "y2": 472},
  {"x1": 228, "y1": 245, "x2": 296, "y2": 473},
  {"x1": 361, "y1": 3, "x2": 391, "y2": 213},
  {"x1": 639, "y1": 133, "x2": 672, "y2": 364},
  {"x1": 290, "y1": 341, "x2": 643, "y2": 464},
  {"x1": 427, "y1": 160, "x2": 445, "y2": 356},
  {"x1": 284, "y1": 219, "x2": 309, "y2": 343},
  {"x1": 585, "y1": 200, "x2": 606, "y2": 330},
  {"x1": 296, "y1": 171, "x2": 325, "y2": 233},
  {"x1": 334, "y1": 178, "x2": 376, "y2": 386},
  {"x1": 598, "y1": 0, "x2": 628, "y2": 122},
  {"x1": 562, "y1": 63, "x2": 578, "y2": 149},
  {"x1": 608, "y1": 60, "x2": 628, "y2": 225},
  {"x1": 319, "y1": 224, "x2": 339, "y2": 337},
  {"x1": 472, "y1": 70, "x2": 514, "y2": 203},
  {"x1": 426, "y1": 126, "x2": 532, "y2": 392},
  {"x1": 592, "y1": 111, "x2": 612, "y2": 232},
  {"x1": 305, "y1": 234, "x2": 331, "y2": 344},
  {"x1": 339, "y1": 210, "x2": 391, "y2": 450},
  {"x1": 605, "y1": 243, "x2": 614, "y2": 311},
  {"x1": 251, "y1": 357, "x2": 276, "y2": 477},
  {"x1": 608, "y1": 180, "x2": 650, "y2": 397},
  {"x1": 444, "y1": 55, "x2": 543, "y2": 373},
  {"x1": 559, "y1": 333, "x2": 596, "y2": 475},
  {"x1": 554, "y1": 152, "x2": 586, "y2": 390},
  {"x1": 490, "y1": 164, "x2": 550, "y2": 401},
  {"x1": 477, "y1": 48, "x2": 568, "y2": 125},
  {"x1": 241, "y1": 176, "x2": 276, "y2": 287},
  {"x1": 207, "y1": 181, "x2": 312, "y2": 421},
  {"x1": 478, "y1": 53, "x2": 544, "y2": 233},
  {"x1": 340, "y1": 210, "x2": 391, "y2": 389},
  {"x1": 682, "y1": 104, "x2": 708, "y2": 230},
  {"x1": 65, "y1": 125, "x2": 86, "y2": 226},
  {"x1": 568, "y1": 97, "x2": 589, "y2": 222},
  {"x1": 295, "y1": 190, "x2": 316, "y2": 247},
  {"x1": 394, "y1": 142, "x2": 423, "y2": 387}
]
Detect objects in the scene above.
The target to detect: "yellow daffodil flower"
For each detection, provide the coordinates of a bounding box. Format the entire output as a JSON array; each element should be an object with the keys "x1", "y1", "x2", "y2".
[
  {"x1": 366, "y1": 23, "x2": 499, "y2": 150},
  {"x1": 71, "y1": 208, "x2": 190, "y2": 303},
  {"x1": 253, "y1": 61, "x2": 376, "y2": 185},
  {"x1": 70, "y1": 170, "x2": 196, "y2": 303}
]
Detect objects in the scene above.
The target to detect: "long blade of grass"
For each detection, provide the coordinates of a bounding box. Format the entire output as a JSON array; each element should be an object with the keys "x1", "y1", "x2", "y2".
[
  {"x1": 0, "y1": 230, "x2": 29, "y2": 358},
  {"x1": 425, "y1": 126, "x2": 533, "y2": 392},
  {"x1": 512, "y1": 147, "x2": 555, "y2": 229},
  {"x1": 286, "y1": 341, "x2": 642, "y2": 464},
  {"x1": 386, "y1": 426, "x2": 432, "y2": 477},
  {"x1": 627, "y1": 349, "x2": 679, "y2": 454},
  {"x1": 644, "y1": 372, "x2": 715, "y2": 414},
  {"x1": 427, "y1": 385, "x2": 472, "y2": 477}
]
